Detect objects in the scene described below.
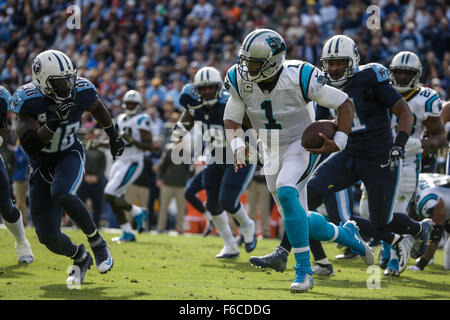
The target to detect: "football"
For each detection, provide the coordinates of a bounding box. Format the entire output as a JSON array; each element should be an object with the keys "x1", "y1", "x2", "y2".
[{"x1": 301, "y1": 120, "x2": 337, "y2": 149}]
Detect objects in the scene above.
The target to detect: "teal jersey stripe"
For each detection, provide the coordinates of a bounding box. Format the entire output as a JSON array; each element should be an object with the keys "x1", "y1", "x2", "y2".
[
  {"x1": 137, "y1": 116, "x2": 151, "y2": 125},
  {"x1": 418, "y1": 194, "x2": 438, "y2": 218},
  {"x1": 227, "y1": 67, "x2": 241, "y2": 99},
  {"x1": 118, "y1": 162, "x2": 138, "y2": 188},
  {"x1": 297, "y1": 153, "x2": 319, "y2": 184},
  {"x1": 425, "y1": 94, "x2": 439, "y2": 113},
  {"x1": 299, "y1": 63, "x2": 314, "y2": 103}
]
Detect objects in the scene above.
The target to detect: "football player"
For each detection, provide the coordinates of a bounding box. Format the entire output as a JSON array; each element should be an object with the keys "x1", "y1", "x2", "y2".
[
  {"x1": 173, "y1": 66, "x2": 257, "y2": 258},
  {"x1": 441, "y1": 100, "x2": 450, "y2": 174},
  {"x1": 359, "y1": 52, "x2": 446, "y2": 274},
  {"x1": 11, "y1": 50, "x2": 125, "y2": 286},
  {"x1": 103, "y1": 90, "x2": 152, "y2": 243},
  {"x1": 407, "y1": 173, "x2": 450, "y2": 271},
  {"x1": 0, "y1": 85, "x2": 34, "y2": 264},
  {"x1": 304, "y1": 35, "x2": 434, "y2": 277},
  {"x1": 224, "y1": 29, "x2": 373, "y2": 293}
]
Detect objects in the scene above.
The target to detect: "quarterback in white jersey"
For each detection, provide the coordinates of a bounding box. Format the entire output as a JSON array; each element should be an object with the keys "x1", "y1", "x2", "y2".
[
  {"x1": 104, "y1": 90, "x2": 153, "y2": 242},
  {"x1": 359, "y1": 51, "x2": 446, "y2": 217},
  {"x1": 224, "y1": 29, "x2": 358, "y2": 293},
  {"x1": 409, "y1": 173, "x2": 450, "y2": 271}
]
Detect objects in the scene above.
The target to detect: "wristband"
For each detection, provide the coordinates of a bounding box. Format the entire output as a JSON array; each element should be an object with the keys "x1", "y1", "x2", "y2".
[
  {"x1": 104, "y1": 124, "x2": 118, "y2": 140},
  {"x1": 230, "y1": 137, "x2": 245, "y2": 153},
  {"x1": 394, "y1": 130, "x2": 409, "y2": 148},
  {"x1": 333, "y1": 131, "x2": 348, "y2": 151}
]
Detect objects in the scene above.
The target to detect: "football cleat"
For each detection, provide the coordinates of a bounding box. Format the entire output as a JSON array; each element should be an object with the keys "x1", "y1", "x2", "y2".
[
  {"x1": 133, "y1": 209, "x2": 149, "y2": 233},
  {"x1": 112, "y1": 231, "x2": 136, "y2": 243},
  {"x1": 384, "y1": 247, "x2": 400, "y2": 276},
  {"x1": 240, "y1": 220, "x2": 257, "y2": 252},
  {"x1": 89, "y1": 236, "x2": 114, "y2": 274},
  {"x1": 203, "y1": 219, "x2": 215, "y2": 237},
  {"x1": 378, "y1": 241, "x2": 391, "y2": 269},
  {"x1": 411, "y1": 219, "x2": 434, "y2": 259},
  {"x1": 335, "y1": 247, "x2": 359, "y2": 260},
  {"x1": 216, "y1": 243, "x2": 240, "y2": 259},
  {"x1": 290, "y1": 268, "x2": 314, "y2": 293},
  {"x1": 16, "y1": 239, "x2": 34, "y2": 264},
  {"x1": 341, "y1": 220, "x2": 374, "y2": 265},
  {"x1": 394, "y1": 235, "x2": 414, "y2": 273},
  {"x1": 66, "y1": 244, "x2": 94, "y2": 286},
  {"x1": 312, "y1": 263, "x2": 335, "y2": 276},
  {"x1": 249, "y1": 246, "x2": 288, "y2": 273}
]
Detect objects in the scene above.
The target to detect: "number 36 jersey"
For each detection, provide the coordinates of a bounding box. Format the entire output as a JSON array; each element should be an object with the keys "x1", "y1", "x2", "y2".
[{"x1": 10, "y1": 77, "x2": 98, "y2": 168}]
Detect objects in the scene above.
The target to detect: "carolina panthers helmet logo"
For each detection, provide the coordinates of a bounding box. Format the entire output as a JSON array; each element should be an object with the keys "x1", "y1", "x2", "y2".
[
  {"x1": 32, "y1": 58, "x2": 42, "y2": 75},
  {"x1": 266, "y1": 36, "x2": 286, "y2": 55}
]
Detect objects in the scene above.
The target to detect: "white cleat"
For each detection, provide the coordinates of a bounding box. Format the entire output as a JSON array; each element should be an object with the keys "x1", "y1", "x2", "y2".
[
  {"x1": 240, "y1": 220, "x2": 257, "y2": 252},
  {"x1": 216, "y1": 243, "x2": 240, "y2": 259},
  {"x1": 16, "y1": 240, "x2": 34, "y2": 264},
  {"x1": 290, "y1": 272, "x2": 314, "y2": 293},
  {"x1": 395, "y1": 235, "x2": 414, "y2": 273}
]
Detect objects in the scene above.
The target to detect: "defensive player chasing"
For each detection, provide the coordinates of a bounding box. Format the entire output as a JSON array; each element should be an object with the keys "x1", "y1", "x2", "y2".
[
  {"x1": 173, "y1": 66, "x2": 257, "y2": 258},
  {"x1": 360, "y1": 51, "x2": 446, "y2": 274},
  {"x1": 103, "y1": 90, "x2": 151, "y2": 242},
  {"x1": 11, "y1": 50, "x2": 125, "y2": 286},
  {"x1": 0, "y1": 85, "x2": 34, "y2": 264},
  {"x1": 305, "y1": 36, "x2": 433, "y2": 276},
  {"x1": 223, "y1": 29, "x2": 373, "y2": 293}
]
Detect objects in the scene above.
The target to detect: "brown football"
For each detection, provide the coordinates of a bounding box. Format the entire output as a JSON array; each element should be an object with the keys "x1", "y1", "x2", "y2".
[{"x1": 301, "y1": 120, "x2": 337, "y2": 149}]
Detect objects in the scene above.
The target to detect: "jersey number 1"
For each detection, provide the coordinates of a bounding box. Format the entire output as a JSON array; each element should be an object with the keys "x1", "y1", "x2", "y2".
[{"x1": 261, "y1": 101, "x2": 281, "y2": 130}]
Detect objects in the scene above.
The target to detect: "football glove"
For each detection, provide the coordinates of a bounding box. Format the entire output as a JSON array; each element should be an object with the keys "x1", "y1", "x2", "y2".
[
  {"x1": 382, "y1": 146, "x2": 404, "y2": 170},
  {"x1": 171, "y1": 122, "x2": 189, "y2": 142},
  {"x1": 106, "y1": 123, "x2": 125, "y2": 160},
  {"x1": 55, "y1": 100, "x2": 77, "y2": 121}
]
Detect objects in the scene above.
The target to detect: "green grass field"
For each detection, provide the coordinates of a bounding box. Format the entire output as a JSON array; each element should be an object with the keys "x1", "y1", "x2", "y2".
[{"x1": 0, "y1": 227, "x2": 449, "y2": 300}]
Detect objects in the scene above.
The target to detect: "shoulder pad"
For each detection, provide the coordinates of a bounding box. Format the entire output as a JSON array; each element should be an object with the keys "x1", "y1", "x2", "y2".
[
  {"x1": 359, "y1": 63, "x2": 390, "y2": 83},
  {"x1": 224, "y1": 64, "x2": 242, "y2": 99},
  {"x1": 0, "y1": 86, "x2": 11, "y2": 112},
  {"x1": 10, "y1": 83, "x2": 47, "y2": 114},
  {"x1": 180, "y1": 84, "x2": 201, "y2": 108},
  {"x1": 76, "y1": 77, "x2": 97, "y2": 93},
  {"x1": 219, "y1": 91, "x2": 230, "y2": 104}
]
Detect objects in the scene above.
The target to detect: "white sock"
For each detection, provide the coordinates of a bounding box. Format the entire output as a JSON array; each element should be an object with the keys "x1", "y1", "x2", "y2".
[
  {"x1": 129, "y1": 205, "x2": 142, "y2": 217},
  {"x1": 315, "y1": 258, "x2": 330, "y2": 265},
  {"x1": 211, "y1": 212, "x2": 235, "y2": 246},
  {"x1": 120, "y1": 223, "x2": 133, "y2": 233},
  {"x1": 231, "y1": 204, "x2": 252, "y2": 227},
  {"x1": 203, "y1": 210, "x2": 212, "y2": 221},
  {"x1": 3, "y1": 211, "x2": 26, "y2": 244}
]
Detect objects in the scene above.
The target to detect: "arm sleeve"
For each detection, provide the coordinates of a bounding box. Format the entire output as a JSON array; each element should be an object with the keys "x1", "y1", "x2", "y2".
[
  {"x1": 424, "y1": 92, "x2": 442, "y2": 119},
  {"x1": 302, "y1": 64, "x2": 348, "y2": 109}
]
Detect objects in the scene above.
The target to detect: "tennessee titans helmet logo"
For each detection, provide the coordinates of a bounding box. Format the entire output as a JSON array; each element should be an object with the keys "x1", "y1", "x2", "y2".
[
  {"x1": 266, "y1": 36, "x2": 286, "y2": 55},
  {"x1": 32, "y1": 58, "x2": 42, "y2": 75}
]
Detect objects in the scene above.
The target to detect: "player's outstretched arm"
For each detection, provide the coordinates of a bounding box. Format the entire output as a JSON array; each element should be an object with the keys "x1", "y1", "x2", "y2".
[
  {"x1": 421, "y1": 116, "x2": 446, "y2": 151},
  {"x1": 88, "y1": 98, "x2": 125, "y2": 160}
]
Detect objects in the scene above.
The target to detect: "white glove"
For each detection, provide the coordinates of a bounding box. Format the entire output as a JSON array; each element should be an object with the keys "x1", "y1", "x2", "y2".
[
  {"x1": 171, "y1": 122, "x2": 189, "y2": 142},
  {"x1": 405, "y1": 137, "x2": 423, "y2": 153}
]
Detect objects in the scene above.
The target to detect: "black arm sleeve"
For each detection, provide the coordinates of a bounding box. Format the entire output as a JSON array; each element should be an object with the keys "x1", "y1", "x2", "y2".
[{"x1": 20, "y1": 129, "x2": 46, "y2": 155}]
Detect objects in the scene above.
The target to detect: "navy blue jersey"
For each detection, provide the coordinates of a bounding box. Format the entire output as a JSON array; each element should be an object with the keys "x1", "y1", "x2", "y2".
[
  {"x1": 316, "y1": 63, "x2": 402, "y2": 158},
  {"x1": 10, "y1": 77, "x2": 98, "y2": 168},
  {"x1": 179, "y1": 84, "x2": 230, "y2": 163},
  {"x1": 0, "y1": 86, "x2": 11, "y2": 129}
]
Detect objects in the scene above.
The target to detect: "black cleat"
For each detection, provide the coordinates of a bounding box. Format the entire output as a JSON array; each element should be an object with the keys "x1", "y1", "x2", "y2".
[
  {"x1": 89, "y1": 235, "x2": 114, "y2": 274},
  {"x1": 249, "y1": 246, "x2": 288, "y2": 273},
  {"x1": 66, "y1": 244, "x2": 94, "y2": 287},
  {"x1": 335, "y1": 247, "x2": 359, "y2": 260}
]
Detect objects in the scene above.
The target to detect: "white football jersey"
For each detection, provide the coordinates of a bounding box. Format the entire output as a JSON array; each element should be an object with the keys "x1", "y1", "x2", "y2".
[
  {"x1": 223, "y1": 59, "x2": 348, "y2": 148},
  {"x1": 415, "y1": 173, "x2": 450, "y2": 220},
  {"x1": 116, "y1": 112, "x2": 152, "y2": 161},
  {"x1": 391, "y1": 86, "x2": 442, "y2": 161}
]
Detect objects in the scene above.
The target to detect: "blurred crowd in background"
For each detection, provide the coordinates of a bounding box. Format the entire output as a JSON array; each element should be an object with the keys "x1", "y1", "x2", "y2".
[{"x1": 0, "y1": 0, "x2": 449, "y2": 234}]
